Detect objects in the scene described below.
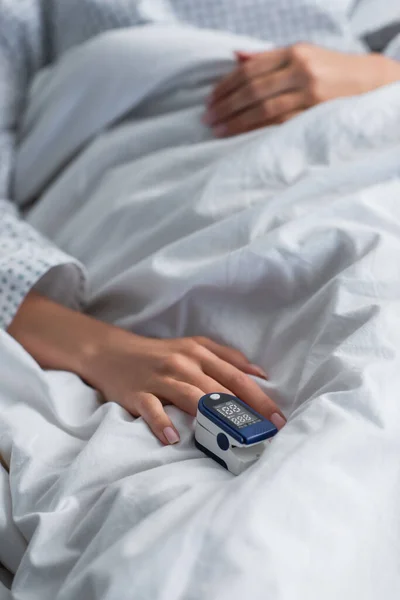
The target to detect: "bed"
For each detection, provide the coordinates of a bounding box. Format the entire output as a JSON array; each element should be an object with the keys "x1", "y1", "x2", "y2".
[{"x1": 1, "y1": 20, "x2": 400, "y2": 600}]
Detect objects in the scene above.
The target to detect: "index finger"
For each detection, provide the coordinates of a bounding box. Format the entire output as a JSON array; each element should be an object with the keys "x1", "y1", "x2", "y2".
[
  {"x1": 202, "y1": 354, "x2": 286, "y2": 430},
  {"x1": 195, "y1": 336, "x2": 268, "y2": 379},
  {"x1": 208, "y1": 47, "x2": 291, "y2": 105}
]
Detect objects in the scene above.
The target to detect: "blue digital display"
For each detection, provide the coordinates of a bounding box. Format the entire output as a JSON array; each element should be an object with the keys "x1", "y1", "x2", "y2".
[{"x1": 215, "y1": 399, "x2": 261, "y2": 429}]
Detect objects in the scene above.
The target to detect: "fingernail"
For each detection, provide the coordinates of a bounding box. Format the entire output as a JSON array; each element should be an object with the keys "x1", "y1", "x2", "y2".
[
  {"x1": 213, "y1": 125, "x2": 226, "y2": 137},
  {"x1": 206, "y1": 110, "x2": 218, "y2": 125},
  {"x1": 270, "y1": 413, "x2": 286, "y2": 430},
  {"x1": 202, "y1": 112, "x2": 213, "y2": 126},
  {"x1": 235, "y1": 51, "x2": 250, "y2": 62},
  {"x1": 250, "y1": 364, "x2": 268, "y2": 380},
  {"x1": 164, "y1": 427, "x2": 180, "y2": 445}
]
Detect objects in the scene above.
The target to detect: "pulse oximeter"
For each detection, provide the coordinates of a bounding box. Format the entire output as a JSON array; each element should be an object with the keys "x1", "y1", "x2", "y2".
[{"x1": 195, "y1": 393, "x2": 278, "y2": 475}]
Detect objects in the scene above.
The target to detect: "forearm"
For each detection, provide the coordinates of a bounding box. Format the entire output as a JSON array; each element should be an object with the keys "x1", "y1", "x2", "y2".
[{"x1": 7, "y1": 291, "x2": 118, "y2": 386}]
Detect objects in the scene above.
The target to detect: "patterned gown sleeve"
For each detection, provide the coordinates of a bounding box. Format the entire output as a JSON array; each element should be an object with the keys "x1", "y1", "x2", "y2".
[{"x1": 0, "y1": 1, "x2": 87, "y2": 330}]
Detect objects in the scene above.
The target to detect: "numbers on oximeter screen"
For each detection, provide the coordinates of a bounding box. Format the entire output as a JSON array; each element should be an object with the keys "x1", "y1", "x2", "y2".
[{"x1": 215, "y1": 399, "x2": 261, "y2": 429}]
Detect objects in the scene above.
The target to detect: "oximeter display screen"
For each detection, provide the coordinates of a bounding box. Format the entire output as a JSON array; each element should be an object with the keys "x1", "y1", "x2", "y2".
[{"x1": 215, "y1": 399, "x2": 261, "y2": 429}]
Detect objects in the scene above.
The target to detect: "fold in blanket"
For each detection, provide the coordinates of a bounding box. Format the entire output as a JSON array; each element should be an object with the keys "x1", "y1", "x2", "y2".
[
  {"x1": 364, "y1": 21, "x2": 400, "y2": 51},
  {"x1": 0, "y1": 565, "x2": 12, "y2": 594}
]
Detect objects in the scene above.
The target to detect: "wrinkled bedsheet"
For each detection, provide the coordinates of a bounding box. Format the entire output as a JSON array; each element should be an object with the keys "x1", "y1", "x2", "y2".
[{"x1": 1, "y1": 24, "x2": 400, "y2": 599}]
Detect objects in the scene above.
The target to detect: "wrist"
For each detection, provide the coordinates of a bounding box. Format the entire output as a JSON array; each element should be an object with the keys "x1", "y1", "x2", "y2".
[
  {"x1": 69, "y1": 317, "x2": 116, "y2": 386},
  {"x1": 368, "y1": 53, "x2": 400, "y2": 90},
  {"x1": 7, "y1": 292, "x2": 137, "y2": 392},
  {"x1": 77, "y1": 320, "x2": 119, "y2": 389},
  {"x1": 77, "y1": 319, "x2": 142, "y2": 394}
]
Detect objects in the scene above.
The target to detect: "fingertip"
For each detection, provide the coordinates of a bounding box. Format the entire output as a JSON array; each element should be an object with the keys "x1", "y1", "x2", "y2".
[
  {"x1": 248, "y1": 364, "x2": 269, "y2": 380},
  {"x1": 206, "y1": 94, "x2": 215, "y2": 106},
  {"x1": 235, "y1": 50, "x2": 252, "y2": 62},
  {"x1": 270, "y1": 413, "x2": 286, "y2": 430},
  {"x1": 139, "y1": 394, "x2": 181, "y2": 446},
  {"x1": 202, "y1": 112, "x2": 213, "y2": 126},
  {"x1": 213, "y1": 125, "x2": 227, "y2": 138},
  {"x1": 163, "y1": 426, "x2": 180, "y2": 445}
]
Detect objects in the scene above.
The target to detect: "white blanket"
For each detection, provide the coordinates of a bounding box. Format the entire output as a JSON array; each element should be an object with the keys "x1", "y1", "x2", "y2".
[{"x1": 2, "y1": 25, "x2": 400, "y2": 599}]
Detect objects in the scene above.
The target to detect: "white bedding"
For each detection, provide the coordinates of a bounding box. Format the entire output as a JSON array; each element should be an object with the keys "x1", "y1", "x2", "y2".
[{"x1": 1, "y1": 24, "x2": 400, "y2": 599}]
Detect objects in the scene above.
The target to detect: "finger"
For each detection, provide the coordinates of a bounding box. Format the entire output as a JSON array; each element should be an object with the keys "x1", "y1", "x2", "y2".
[
  {"x1": 135, "y1": 392, "x2": 181, "y2": 445},
  {"x1": 208, "y1": 47, "x2": 291, "y2": 105},
  {"x1": 207, "y1": 68, "x2": 247, "y2": 109},
  {"x1": 235, "y1": 50, "x2": 273, "y2": 62},
  {"x1": 195, "y1": 337, "x2": 268, "y2": 380},
  {"x1": 205, "y1": 66, "x2": 298, "y2": 126},
  {"x1": 235, "y1": 50, "x2": 254, "y2": 62},
  {"x1": 156, "y1": 379, "x2": 207, "y2": 417},
  {"x1": 201, "y1": 355, "x2": 286, "y2": 429},
  {"x1": 273, "y1": 109, "x2": 303, "y2": 124},
  {"x1": 213, "y1": 90, "x2": 306, "y2": 138}
]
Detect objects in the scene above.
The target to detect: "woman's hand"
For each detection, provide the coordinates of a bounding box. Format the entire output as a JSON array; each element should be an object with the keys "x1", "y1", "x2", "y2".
[
  {"x1": 84, "y1": 328, "x2": 285, "y2": 445},
  {"x1": 8, "y1": 292, "x2": 286, "y2": 447},
  {"x1": 203, "y1": 43, "x2": 400, "y2": 137}
]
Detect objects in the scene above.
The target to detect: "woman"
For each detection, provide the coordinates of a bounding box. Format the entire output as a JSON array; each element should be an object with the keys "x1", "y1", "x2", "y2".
[{"x1": 2, "y1": 0, "x2": 400, "y2": 446}]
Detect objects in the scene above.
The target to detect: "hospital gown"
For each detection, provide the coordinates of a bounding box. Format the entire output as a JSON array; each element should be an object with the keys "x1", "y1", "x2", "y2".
[
  {"x1": 0, "y1": 0, "x2": 399, "y2": 330},
  {"x1": 0, "y1": 4, "x2": 87, "y2": 330}
]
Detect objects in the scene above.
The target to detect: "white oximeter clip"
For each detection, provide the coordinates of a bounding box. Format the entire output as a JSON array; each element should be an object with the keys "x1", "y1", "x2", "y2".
[{"x1": 195, "y1": 393, "x2": 278, "y2": 476}]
